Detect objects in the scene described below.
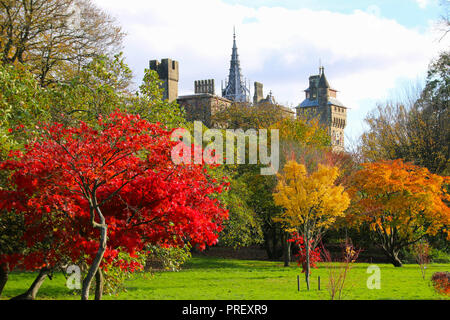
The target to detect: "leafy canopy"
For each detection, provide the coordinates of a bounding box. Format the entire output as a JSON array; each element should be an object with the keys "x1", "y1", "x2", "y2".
[
  {"x1": 273, "y1": 160, "x2": 350, "y2": 233},
  {"x1": 0, "y1": 112, "x2": 228, "y2": 274},
  {"x1": 348, "y1": 159, "x2": 450, "y2": 242}
]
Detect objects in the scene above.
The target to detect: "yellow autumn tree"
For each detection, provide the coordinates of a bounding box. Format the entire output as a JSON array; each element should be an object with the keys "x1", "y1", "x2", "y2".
[
  {"x1": 273, "y1": 160, "x2": 350, "y2": 290},
  {"x1": 347, "y1": 159, "x2": 450, "y2": 267}
]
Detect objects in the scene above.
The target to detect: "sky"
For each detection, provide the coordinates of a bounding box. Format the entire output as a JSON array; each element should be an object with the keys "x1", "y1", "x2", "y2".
[{"x1": 93, "y1": 0, "x2": 449, "y2": 144}]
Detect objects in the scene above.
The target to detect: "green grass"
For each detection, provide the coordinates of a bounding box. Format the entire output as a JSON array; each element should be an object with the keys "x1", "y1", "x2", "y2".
[{"x1": 1, "y1": 257, "x2": 449, "y2": 300}]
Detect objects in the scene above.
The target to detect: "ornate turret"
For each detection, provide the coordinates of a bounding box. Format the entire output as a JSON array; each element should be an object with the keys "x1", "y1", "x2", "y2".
[
  {"x1": 222, "y1": 28, "x2": 250, "y2": 102},
  {"x1": 296, "y1": 66, "x2": 347, "y2": 152}
]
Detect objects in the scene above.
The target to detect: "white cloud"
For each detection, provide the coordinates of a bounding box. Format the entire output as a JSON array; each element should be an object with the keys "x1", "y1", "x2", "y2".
[
  {"x1": 366, "y1": 4, "x2": 381, "y2": 17},
  {"x1": 415, "y1": 0, "x2": 430, "y2": 9},
  {"x1": 93, "y1": 0, "x2": 447, "y2": 140}
]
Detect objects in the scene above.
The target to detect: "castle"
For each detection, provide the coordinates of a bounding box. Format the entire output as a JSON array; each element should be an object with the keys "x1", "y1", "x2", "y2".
[{"x1": 149, "y1": 30, "x2": 347, "y2": 151}]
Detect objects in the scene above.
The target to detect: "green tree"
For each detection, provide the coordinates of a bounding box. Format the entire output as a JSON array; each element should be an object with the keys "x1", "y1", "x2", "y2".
[
  {"x1": 217, "y1": 175, "x2": 263, "y2": 248},
  {"x1": 130, "y1": 68, "x2": 186, "y2": 129},
  {"x1": 0, "y1": 211, "x2": 25, "y2": 296},
  {"x1": 0, "y1": 0, "x2": 124, "y2": 85},
  {"x1": 211, "y1": 101, "x2": 290, "y2": 130},
  {"x1": 231, "y1": 116, "x2": 331, "y2": 260},
  {"x1": 360, "y1": 51, "x2": 449, "y2": 175},
  {"x1": 0, "y1": 62, "x2": 51, "y2": 156}
]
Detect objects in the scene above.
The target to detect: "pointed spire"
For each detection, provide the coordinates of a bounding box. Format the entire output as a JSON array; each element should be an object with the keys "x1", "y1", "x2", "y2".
[
  {"x1": 222, "y1": 27, "x2": 250, "y2": 102},
  {"x1": 318, "y1": 66, "x2": 330, "y2": 88}
]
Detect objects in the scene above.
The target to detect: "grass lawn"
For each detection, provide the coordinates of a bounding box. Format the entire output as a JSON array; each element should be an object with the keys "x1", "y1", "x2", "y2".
[{"x1": 1, "y1": 257, "x2": 448, "y2": 300}]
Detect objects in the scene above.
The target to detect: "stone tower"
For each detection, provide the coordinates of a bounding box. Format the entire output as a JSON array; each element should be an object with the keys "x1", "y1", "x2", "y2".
[
  {"x1": 253, "y1": 82, "x2": 264, "y2": 104},
  {"x1": 149, "y1": 58, "x2": 179, "y2": 102},
  {"x1": 296, "y1": 67, "x2": 347, "y2": 151},
  {"x1": 222, "y1": 28, "x2": 250, "y2": 102}
]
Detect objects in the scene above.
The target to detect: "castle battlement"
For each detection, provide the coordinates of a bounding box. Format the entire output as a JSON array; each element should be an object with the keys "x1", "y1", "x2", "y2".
[{"x1": 150, "y1": 33, "x2": 347, "y2": 151}]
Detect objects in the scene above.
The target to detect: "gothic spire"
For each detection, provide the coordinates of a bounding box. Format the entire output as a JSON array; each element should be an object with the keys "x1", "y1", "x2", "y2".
[
  {"x1": 222, "y1": 28, "x2": 250, "y2": 102},
  {"x1": 318, "y1": 66, "x2": 330, "y2": 88}
]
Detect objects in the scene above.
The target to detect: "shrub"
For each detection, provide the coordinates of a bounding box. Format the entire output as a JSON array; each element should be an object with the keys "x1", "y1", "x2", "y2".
[
  {"x1": 321, "y1": 239, "x2": 361, "y2": 300},
  {"x1": 288, "y1": 233, "x2": 321, "y2": 273},
  {"x1": 431, "y1": 272, "x2": 450, "y2": 296},
  {"x1": 102, "y1": 251, "x2": 146, "y2": 296},
  {"x1": 429, "y1": 249, "x2": 450, "y2": 263},
  {"x1": 145, "y1": 244, "x2": 192, "y2": 272},
  {"x1": 412, "y1": 241, "x2": 431, "y2": 280}
]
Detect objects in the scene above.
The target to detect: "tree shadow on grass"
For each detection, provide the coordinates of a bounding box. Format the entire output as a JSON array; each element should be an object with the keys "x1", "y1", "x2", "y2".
[
  {"x1": 2, "y1": 271, "x2": 76, "y2": 300},
  {"x1": 183, "y1": 257, "x2": 279, "y2": 270}
]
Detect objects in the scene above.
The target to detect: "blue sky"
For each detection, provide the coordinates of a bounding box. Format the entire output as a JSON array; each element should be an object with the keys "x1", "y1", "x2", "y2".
[
  {"x1": 94, "y1": 0, "x2": 448, "y2": 146},
  {"x1": 223, "y1": 0, "x2": 443, "y2": 30}
]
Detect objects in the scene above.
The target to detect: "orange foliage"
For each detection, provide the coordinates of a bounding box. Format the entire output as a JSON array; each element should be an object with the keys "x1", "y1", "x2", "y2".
[{"x1": 348, "y1": 159, "x2": 450, "y2": 241}]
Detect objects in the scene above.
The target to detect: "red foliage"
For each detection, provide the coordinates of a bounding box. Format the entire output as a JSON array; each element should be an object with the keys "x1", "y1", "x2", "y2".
[
  {"x1": 431, "y1": 272, "x2": 450, "y2": 296},
  {"x1": 288, "y1": 232, "x2": 321, "y2": 273},
  {"x1": 0, "y1": 112, "x2": 228, "y2": 272}
]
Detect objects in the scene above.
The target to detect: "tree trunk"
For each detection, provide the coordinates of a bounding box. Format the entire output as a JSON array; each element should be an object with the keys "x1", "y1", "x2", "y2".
[
  {"x1": 263, "y1": 227, "x2": 285, "y2": 261},
  {"x1": 377, "y1": 227, "x2": 404, "y2": 267},
  {"x1": 94, "y1": 268, "x2": 104, "y2": 300},
  {"x1": 390, "y1": 250, "x2": 403, "y2": 267},
  {"x1": 381, "y1": 246, "x2": 403, "y2": 267},
  {"x1": 81, "y1": 223, "x2": 107, "y2": 300},
  {"x1": 264, "y1": 233, "x2": 274, "y2": 260},
  {"x1": 11, "y1": 267, "x2": 50, "y2": 300},
  {"x1": 305, "y1": 234, "x2": 311, "y2": 291},
  {"x1": 0, "y1": 263, "x2": 9, "y2": 296},
  {"x1": 283, "y1": 233, "x2": 291, "y2": 267}
]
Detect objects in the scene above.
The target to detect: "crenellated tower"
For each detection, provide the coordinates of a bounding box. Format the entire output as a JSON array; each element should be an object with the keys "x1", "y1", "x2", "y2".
[
  {"x1": 296, "y1": 67, "x2": 347, "y2": 151},
  {"x1": 149, "y1": 58, "x2": 179, "y2": 103}
]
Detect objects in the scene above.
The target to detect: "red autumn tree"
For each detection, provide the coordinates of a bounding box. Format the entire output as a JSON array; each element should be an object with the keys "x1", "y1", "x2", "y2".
[{"x1": 0, "y1": 112, "x2": 228, "y2": 300}]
